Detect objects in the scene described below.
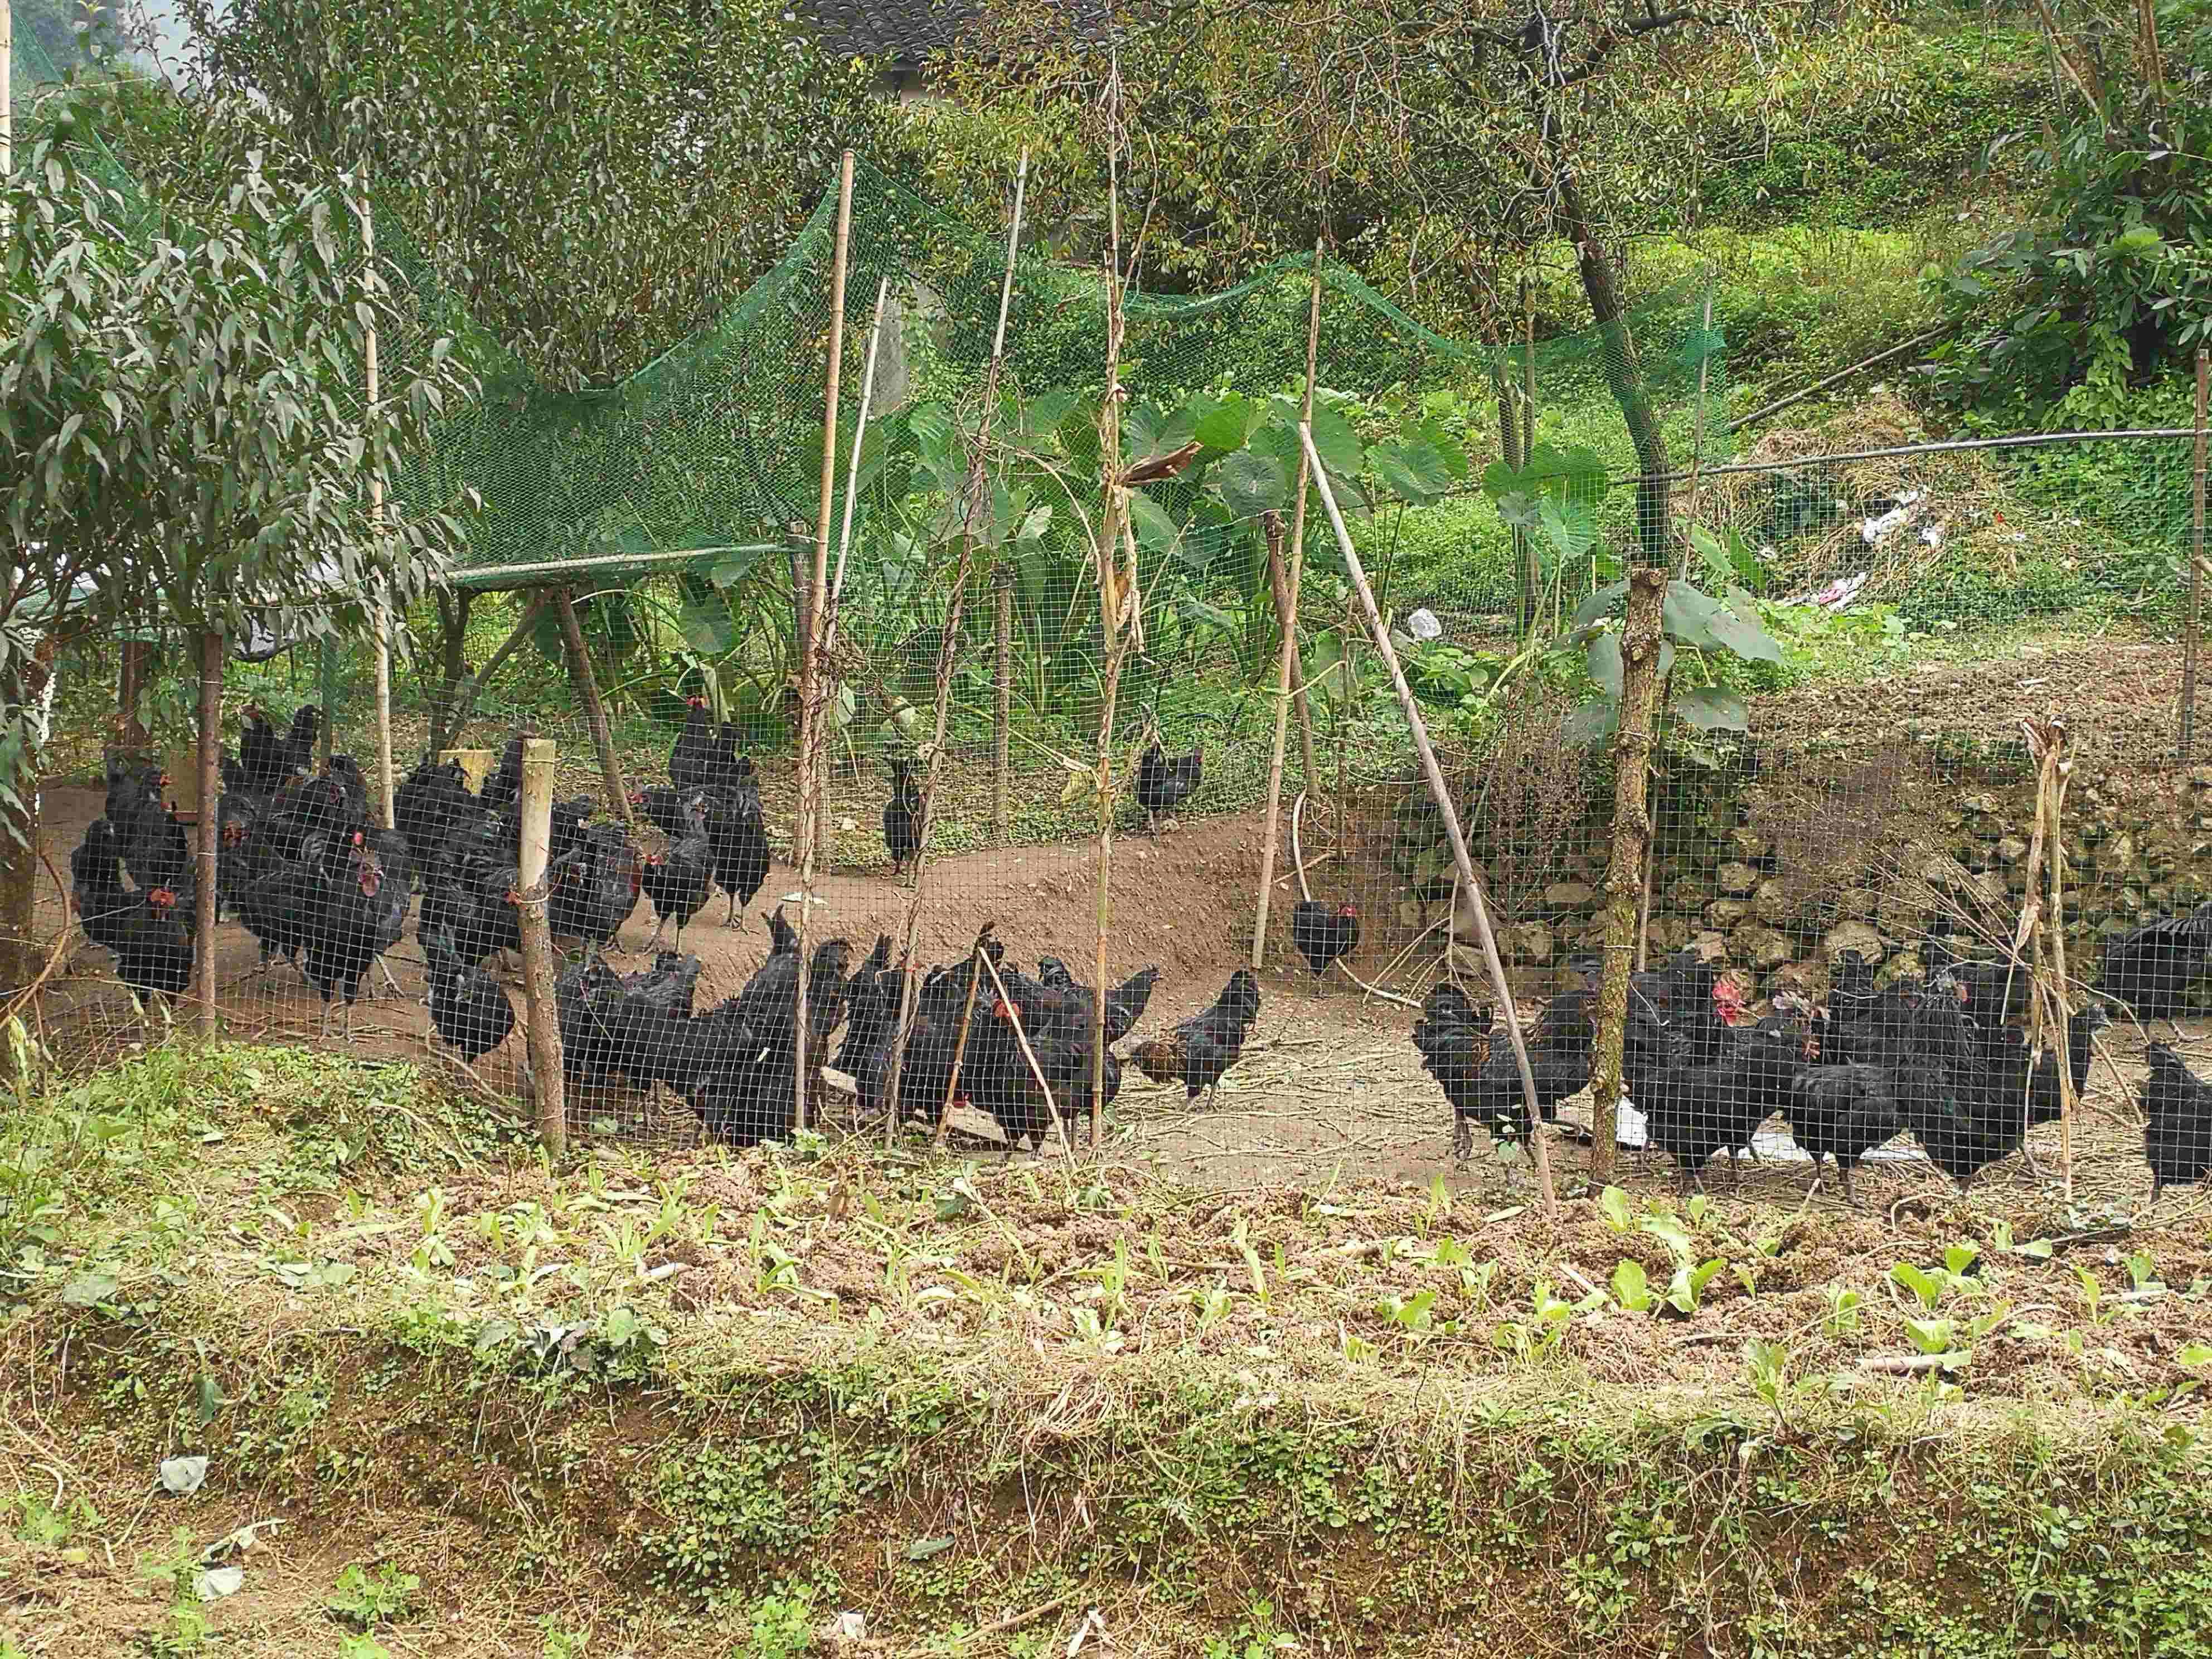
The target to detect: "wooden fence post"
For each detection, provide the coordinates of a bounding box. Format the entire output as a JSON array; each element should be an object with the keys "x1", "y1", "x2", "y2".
[{"x1": 514, "y1": 736, "x2": 566, "y2": 1157}]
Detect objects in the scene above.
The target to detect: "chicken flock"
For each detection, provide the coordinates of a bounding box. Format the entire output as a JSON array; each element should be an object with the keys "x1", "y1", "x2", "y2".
[
  {"x1": 70, "y1": 703, "x2": 1263, "y2": 1155},
  {"x1": 1413, "y1": 937, "x2": 2209, "y2": 1206},
  {"x1": 65, "y1": 698, "x2": 2212, "y2": 1197}
]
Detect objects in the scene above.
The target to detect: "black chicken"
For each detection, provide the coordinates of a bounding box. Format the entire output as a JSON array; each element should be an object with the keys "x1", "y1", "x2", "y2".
[
  {"x1": 394, "y1": 758, "x2": 474, "y2": 865},
  {"x1": 1036, "y1": 957, "x2": 1160, "y2": 1044},
  {"x1": 421, "y1": 925, "x2": 517, "y2": 1062},
  {"x1": 1290, "y1": 900, "x2": 1360, "y2": 980},
  {"x1": 639, "y1": 792, "x2": 714, "y2": 950},
  {"x1": 302, "y1": 828, "x2": 403, "y2": 1037},
  {"x1": 71, "y1": 820, "x2": 140, "y2": 954},
  {"x1": 481, "y1": 735, "x2": 527, "y2": 812},
  {"x1": 704, "y1": 774, "x2": 772, "y2": 924},
  {"x1": 547, "y1": 821, "x2": 643, "y2": 948},
  {"x1": 105, "y1": 886, "x2": 198, "y2": 1012},
  {"x1": 1785, "y1": 1062, "x2": 1902, "y2": 1205},
  {"x1": 2141, "y1": 1043, "x2": 2212, "y2": 1202},
  {"x1": 1410, "y1": 983, "x2": 1494, "y2": 1160},
  {"x1": 1134, "y1": 737, "x2": 1204, "y2": 835},
  {"x1": 2097, "y1": 903, "x2": 2212, "y2": 1022},
  {"x1": 669, "y1": 696, "x2": 719, "y2": 793},
  {"x1": 1131, "y1": 969, "x2": 1261, "y2": 1102},
  {"x1": 1627, "y1": 1006, "x2": 1812, "y2": 1192},
  {"x1": 883, "y1": 758, "x2": 923, "y2": 880},
  {"x1": 630, "y1": 785, "x2": 692, "y2": 841},
  {"x1": 620, "y1": 950, "x2": 705, "y2": 1018},
  {"x1": 1429, "y1": 964, "x2": 1601, "y2": 1157}
]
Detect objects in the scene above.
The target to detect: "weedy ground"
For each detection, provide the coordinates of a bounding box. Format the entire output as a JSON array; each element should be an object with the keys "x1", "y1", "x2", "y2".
[{"x1": 2, "y1": 1044, "x2": 2209, "y2": 1657}]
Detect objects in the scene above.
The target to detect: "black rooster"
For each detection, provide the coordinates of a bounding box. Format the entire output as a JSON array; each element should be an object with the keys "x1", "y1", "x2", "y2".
[
  {"x1": 704, "y1": 770, "x2": 772, "y2": 924},
  {"x1": 421, "y1": 925, "x2": 517, "y2": 1062},
  {"x1": 302, "y1": 828, "x2": 403, "y2": 1037},
  {"x1": 1134, "y1": 737, "x2": 1203, "y2": 835},
  {"x1": 2097, "y1": 903, "x2": 2212, "y2": 1022},
  {"x1": 2142, "y1": 1043, "x2": 2212, "y2": 1202},
  {"x1": 639, "y1": 792, "x2": 714, "y2": 950},
  {"x1": 669, "y1": 696, "x2": 719, "y2": 792},
  {"x1": 1131, "y1": 969, "x2": 1261, "y2": 1103},
  {"x1": 883, "y1": 757, "x2": 923, "y2": 880},
  {"x1": 1290, "y1": 900, "x2": 1360, "y2": 980},
  {"x1": 1786, "y1": 1063, "x2": 1901, "y2": 1205}
]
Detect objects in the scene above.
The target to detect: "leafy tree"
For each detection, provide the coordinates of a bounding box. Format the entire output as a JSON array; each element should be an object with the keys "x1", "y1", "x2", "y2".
[
  {"x1": 1, "y1": 97, "x2": 477, "y2": 987},
  {"x1": 176, "y1": 0, "x2": 885, "y2": 391},
  {"x1": 1924, "y1": 0, "x2": 2212, "y2": 426}
]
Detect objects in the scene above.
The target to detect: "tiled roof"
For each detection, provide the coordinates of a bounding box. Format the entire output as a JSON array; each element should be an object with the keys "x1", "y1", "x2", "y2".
[{"x1": 794, "y1": 0, "x2": 1108, "y2": 71}]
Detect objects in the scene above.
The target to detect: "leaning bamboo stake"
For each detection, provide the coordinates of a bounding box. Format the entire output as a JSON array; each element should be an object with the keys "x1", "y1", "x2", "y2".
[
  {"x1": 881, "y1": 150, "x2": 1030, "y2": 1134},
  {"x1": 555, "y1": 587, "x2": 637, "y2": 836},
  {"x1": 2046, "y1": 731, "x2": 2076, "y2": 1196},
  {"x1": 1291, "y1": 241, "x2": 1325, "y2": 798},
  {"x1": 819, "y1": 276, "x2": 894, "y2": 860},
  {"x1": 979, "y1": 945, "x2": 1075, "y2": 1168},
  {"x1": 930, "y1": 929, "x2": 992, "y2": 1148},
  {"x1": 512, "y1": 736, "x2": 566, "y2": 1158},
  {"x1": 1301, "y1": 425, "x2": 1558, "y2": 1214},
  {"x1": 791, "y1": 149, "x2": 856, "y2": 1138},
  {"x1": 1251, "y1": 242, "x2": 1327, "y2": 971}
]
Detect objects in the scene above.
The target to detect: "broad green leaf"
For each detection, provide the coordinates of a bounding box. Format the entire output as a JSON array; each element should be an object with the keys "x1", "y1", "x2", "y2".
[
  {"x1": 1571, "y1": 580, "x2": 1630, "y2": 635},
  {"x1": 1598, "y1": 1186, "x2": 1633, "y2": 1233},
  {"x1": 1663, "y1": 581, "x2": 1784, "y2": 664},
  {"x1": 1370, "y1": 439, "x2": 1458, "y2": 506},
  {"x1": 1212, "y1": 450, "x2": 1291, "y2": 519},
  {"x1": 1192, "y1": 394, "x2": 1260, "y2": 452},
  {"x1": 1124, "y1": 491, "x2": 1183, "y2": 556},
  {"x1": 680, "y1": 596, "x2": 736, "y2": 656},
  {"x1": 1890, "y1": 1263, "x2": 1945, "y2": 1309},
  {"x1": 1672, "y1": 684, "x2": 1749, "y2": 733},
  {"x1": 1124, "y1": 401, "x2": 1199, "y2": 463},
  {"x1": 1585, "y1": 629, "x2": 1623, "y2": 700},
  {"x1": 1539, "y1": 497, "x2": 1598, "y2": 566},
  {"x1": 1611, "y1": 1258, "x2": 1652, "y2": 1312}
]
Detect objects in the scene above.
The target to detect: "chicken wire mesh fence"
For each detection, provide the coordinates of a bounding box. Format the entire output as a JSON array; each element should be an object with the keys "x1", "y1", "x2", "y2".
[{"x1": 13, "y1": 37, "x2": 2210, "y2": 1200}]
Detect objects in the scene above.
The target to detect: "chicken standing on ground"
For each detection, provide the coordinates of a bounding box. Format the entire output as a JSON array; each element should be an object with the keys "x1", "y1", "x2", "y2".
[
  {"x1": 668, "y1": 696, "x2": 719, "y2": 793},
  {"x1": 705, "y1": 763, "x2": 772, "y2": 924},
  {"x1": 2141, "y1": 1043, "x2": 2212, "y2": 1202},
  {"x1": 883, "y1": 758, "x2": 922, "y2": 880},
  {"x1": 639, "y1": 793, "x2": 714, "y2": 951},
  {"x1": 1290, "y1": 900, "x2": 1360, "y2": 980},
  {"x1": 1134, "y1": 738, "x2": 1203, "y2": 836},
  {"x1": 302, "y1": 829, "x2": 399, "y2": 1039},
  {"x1": 1785, "y1": 1061, "x2": 1901, "y2": 1205},
  {"x1": 421, "y1": 925, "x2": 517, "y2": 1062},
  {"x1": 1131, "y1": 969, "x2": 1261, "y2": 1103}
]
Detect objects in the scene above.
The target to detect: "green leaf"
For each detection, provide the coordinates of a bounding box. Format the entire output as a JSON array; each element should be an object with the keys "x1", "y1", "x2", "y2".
[
  {"x1": 1611, "y1": 1258, "x2": 1652, "y2": 1312},
  {"x1": 1585, "y1": 630, "x2": 1623, "y2": 700},
  {"x1": 2180, "y1": 1344, "x2": 2212, "y2": 1366},
  {"x1": 1124, "y1": 401, "x2": 1199, "y2": 463},
  {"x1": 1192, "y1": 394, "x2": 1260, "y2": 452},
  {"x1": 1672, "y1": 684, "x2": 1749, "y2": 733},
  {"x1": 1890, "y1": 1263, "x2": 1945, "y2": 1310},
  {"x1": 1369, "y1": 439, "x2": 1458, "y2": 506},
  {"x1": 906, "y1": 1535, "x2": 955, "y2": 1561},
  {"x1": 1663, "y1": 582, "x2": 1783, "y2": 664},
  {"x1": 1539, "y1": 497, "x2": 1599, "y2": 568},
  {"x1": 1598, "y1": 1186, "x2": 1633, "y2": 1233},
  {"x1": 1124, "y1": 491, "x2": 1183, "y2": 557},
  {"x1": 680, "y1": 595, "x2": 736, "y2": 656},
  {"x1": 1903, "y1": 1316, "x2": 1958, "y2": 1356},
  {"x1": 1571, "y1": 580, "x2": 1629, "y2": 636},
  {"x1": 1212, "y1": 450, "x2": 1291, "y2": 519},
  {"x1": 62, "y1": 1269, "x2": 118, "y2": 1307}
]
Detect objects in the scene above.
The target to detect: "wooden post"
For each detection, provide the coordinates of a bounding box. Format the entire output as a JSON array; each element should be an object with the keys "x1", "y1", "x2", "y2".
[
  {"x1": 791, "y1": 149, "x2": 856, "y2": 1137},
  {"x1": 554, "y1": 586, "x2": 636, "y2": 835},
  {"x1": 194, "y1": 631, "x2": 222, "y2": 1037},
  {"x1": 1302, "y1": 424, "x2": 1558, "y2": 1214},
  {"x1": 2043, "y1": 724, "x2": 2075, "y2": 1197},
  {"x1": 1251, "y1": 242, "x2": 1326, "y2": 971},
  {"x1": 995, "y1": 570, "x2": 1014, "y2": 845},
  {"x1": 930, "y1": 933, "x2": 989, "y2": 1148},
  {"x1": 880, "y1": 149, "x2": 1029, "y2": 1136},
  {"x1": 513, "y1": 735, "x2": 566, "y2": 1158},
  {"x1": 363, "y1": 203, "x2": 397, "y2": 831},
  {"x1": 2183, "y1": 351, "x2": 2208, "y2": 761}
]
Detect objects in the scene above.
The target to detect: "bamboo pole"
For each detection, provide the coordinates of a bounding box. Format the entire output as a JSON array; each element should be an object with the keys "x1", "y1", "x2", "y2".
[
  {"x1": 979, "y1": 946, "x2": 1074, "y2": 1166},
  {"x1": 194, "y1": 630, "x2": 222, "y2": 1036},
  {"x1": 513, "y1": 736, "x2": 566, "y2": 1158},
  {"x1": 554, "y1": 588, "x2": 636, "y2": 835},
  {"x1": 363, "y1": 203, "x2": 396, "y2": 830},
  {"x1": 1089, "y1": 86, "x2": 1130, "y2": 1155},
  {"x1": 1251, "y1": 241, "x2": 1327, "y2": 971},
  {"x1": 995, "y1": 571, "x2": 1014, "y2": 844},
  {"x1": 2044, "y1": 725, "x2": 2075, "y2": 1197},
  {"x1": 818, "y1": 276, "x2": 892, "y2": 863},
  {"x1": 2182, "y1": 351, "x2": 2208, "y2": 761},
  {"x1": 1521, "y1": 275, "x2": 1541, "y2": 633},
  {"x1": 1292, "y1": 241, "x2": 1325, "y2": 799},
  {"x1": 1726, "y1": 326, "x2": 1951, "y2": 433},
  {"x1": 791, "y1": 150, "x2": 856, "y2": 1138},
  {"x1": 1301, "y1": 425, "x2": 1558, "y2": 1214},
  {"x1": 930, "y1": 932, "x2": 991, "y2": 1148},
  {"x1": 880, "y1": 150, "x2": 1029, "y2": 1136}
]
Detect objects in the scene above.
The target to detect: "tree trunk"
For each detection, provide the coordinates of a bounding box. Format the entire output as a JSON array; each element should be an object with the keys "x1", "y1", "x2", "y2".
[
  {"x1": 195, "y1": 631, "x2": 223, "y2": 1037},
  {"x1": 1585, "y1": 565, "x2": 1667, "y2": 1183},
  {"x1": 0, "y1": 645, "x2": 55, "y2": 1000},
  {"x1": 1554, "y1": 170, "x2": 1671, "y2": 559},
  {"x1": 426, "y1": 587, "x2": 476, "y2": 759},
  {"x1": 555, "y1": 586, "x2": 637, "y2": 833}
]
